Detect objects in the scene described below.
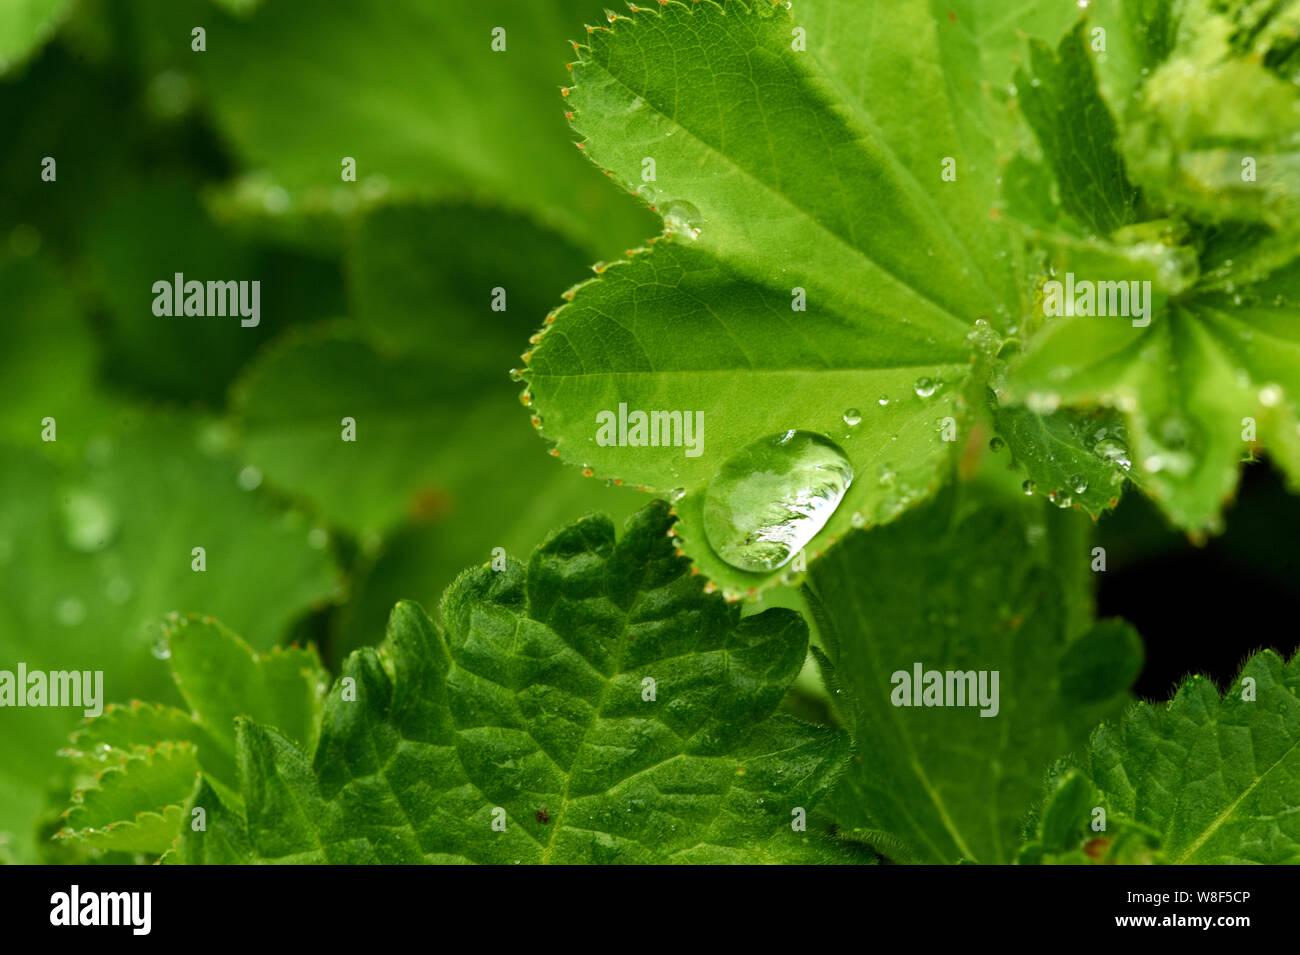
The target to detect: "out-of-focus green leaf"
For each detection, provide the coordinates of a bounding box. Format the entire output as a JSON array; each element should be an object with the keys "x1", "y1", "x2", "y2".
[
  {"x1": 0, "y1": 0, "x2": 71, "y2": 73},
  {"x1": 0, "y1": 415, "x2": 339, "y2": 861},
  {"x1": 124, "y1": 0, "x2": 654, "y2": 255}
]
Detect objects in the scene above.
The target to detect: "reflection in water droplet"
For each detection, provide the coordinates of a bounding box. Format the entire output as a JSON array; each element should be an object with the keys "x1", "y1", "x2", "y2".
[
  {"x1": 877, "y1": 396, "x2": 889, "y2": 406},
  {"x1": 913, "y1": 377, "x2": 938, "y2": 398},
  {"x1": 55, "y1": 597, "x2": 86, "y2": 627},
  {"x1": 1022, "y1": 479, "x2": 1036, "y2": 495},
  {"x1": 1069, "y1": 474, "x2": 1088, "y2": 494},
  {"x1": 151, "y1": 637, "x2": 172, "y2": 660},
  {"x1": 842, "y1": 409, "x2": 862, "y2": 427},
  {"x1": 1094, "y1": 438, "x2": 1132, "y2": 472},
  {"x1": 702, "y1": 431, "x2": 853, "y2": 572},
  {"x1": 661, "y1": 200, "x2": 702, "y2": 243},
  {"x1": 61, "y1": 490, "x2": 118, "y2": 554}
]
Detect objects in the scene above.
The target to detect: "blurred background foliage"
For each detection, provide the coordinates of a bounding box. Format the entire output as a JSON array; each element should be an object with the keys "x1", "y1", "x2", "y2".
[
  {"x1": 0, "y1": 0, "x2": 658, "y2": 862},
  {"x1": 3, "y1": 0, "x2": 1298, "y2": 864}
]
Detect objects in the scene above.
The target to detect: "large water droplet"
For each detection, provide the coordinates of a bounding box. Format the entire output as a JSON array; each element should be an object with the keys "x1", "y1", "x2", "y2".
[
  {"x1": 702, "y1": 431, "x2": 853, "y2": 572},
  {"x1": 913, "y1": 377, "x2": 938, "y2": 398},
  {"x1": 661, "y1": 200, "x2": 702, "y2": 243},
  {"x1": 842, "y1": 408, "x2": 862, "y2": 427},
  {"x1": 61, "y1": 490, "x2": 117, "y2": 553}
]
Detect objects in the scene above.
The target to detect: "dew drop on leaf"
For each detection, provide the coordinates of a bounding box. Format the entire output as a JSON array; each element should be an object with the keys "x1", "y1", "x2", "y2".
[
  {"x1": 661, "y1": 200, "x2": 702, "y2": 243},
  {"x1": 988, "y1": 436, "x2": 1005, "y2": 452},
  {"x1": 702, "y1": 430, "x2": 853, "y2": 573},
  {"x1": 1022, "y1": 479, "x2": 1036, "y2": 495},
  {"x1": 913, "y1": 377, "x2": 938, "y2": 398},
  {"x1": 1069, "y1": 474, "x2": 1088, "y2": 494}
]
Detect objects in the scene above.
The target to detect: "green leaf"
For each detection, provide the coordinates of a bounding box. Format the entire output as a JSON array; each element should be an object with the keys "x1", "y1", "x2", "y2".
[
  {"x1": 0, "y1": 255, "x2": 109, "y2": 458},
  {"x1": 53, "y1": 616, "x2": 329, "y2": 855},
  {"x1": 56, "y1": 743, "x2": 200, "y2": 854},
  {"x1": 165, "y1": 615, "x2": 329, "y2": 761},
  {"x1": 1007, "y1": 258, "x2": 1300, "y2": 532},
  {"x1": 525, "y1": 0, "x2": 1082, "y2": 592},
  {"x1": 805, "y1": 490, "x2": 1138, "y2": 863},
  {"x1": 999, "y1": 0, "x2": 1300, "y2": 533},
  {"x1": 125, "y1": 0, "x2": 654, "y2": 254},
  {"x1": 0, "y1": 0, "x2": 71, "y2": 72},
  {"x1": 1014, "y1": 23, "x2": 1141, "y2": 236},
  {"x1": 1083, "y1": 649, "x2": 1300, "y2": 864},
  {"x1": 184, "y1": 502, "x2": 851, "y2": 863},
  {"x1": 1016, "y1": 765, "x2": 1163, "y2": 864},
  {"x1": 1058, "y1": 620, "x2": 1145, "y2": 704},
  {"x1": 0, "y1": 415, "x2": 339, "y2": 861},
  {"x1": 991, "y1": 398, "x2": 1136, "y2": 514},
  {"x1": 81, "y1": 183, "x2": 345, "y2": 405},
  {"x1": 232, "y1": 205, "x2": 645, "y2": 656}
]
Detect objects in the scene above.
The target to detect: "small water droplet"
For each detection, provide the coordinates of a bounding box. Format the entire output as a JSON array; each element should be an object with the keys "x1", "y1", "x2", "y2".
[
  {"x1": 1069, "y1": 474, "x2": 1089, "y2": 494},
  {"x1": 1022, "y1": 479, "x2": 1036, "y2": 496},
  {"x1": 988, "y1": 436, "x2": 1005, "y2": 452},
  {"x1": 702, "y1": 431, "x2": 853, "y2": 572},
  {"x1": 668, "y1": 487, "x2": 686, "y2": 503},
  {"x1": 60, "y1": 490, "x2": 118, "y2": 554},
  {"x1": 237, "y1": 466, "x2": 263, "y2": 491},
  {"x1": 661, "y1": 200, "x2": 702, "y2": 243},
  {"x1": 913, "y1": 377, "x2": 938, "y2": 398},
  {"x1": 151, "y1": 637, "x2": 172, "y2": 660},
  {"x1": 877, "y1": 396, "x2": 889, "y2": 407},
  {"x1": 508, "y1": 367, "x2": 525, "y2": 382},
  {"x1": 842, "y1": 408, "x2": 862, "y2": 427}
]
